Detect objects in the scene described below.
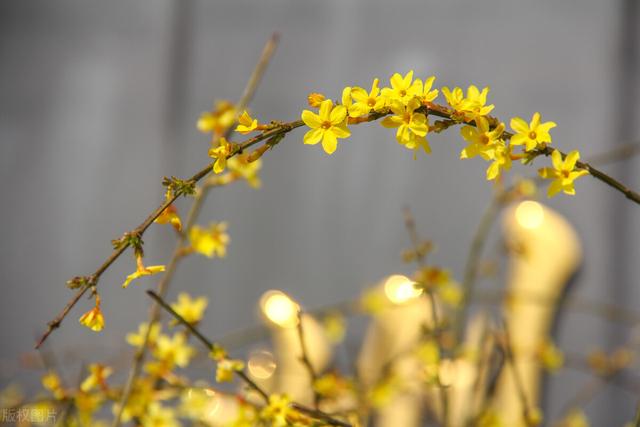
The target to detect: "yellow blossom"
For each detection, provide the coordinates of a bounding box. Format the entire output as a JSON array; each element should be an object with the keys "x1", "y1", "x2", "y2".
[
  {"x1": 75, "y1": 390, "x2": 103, "y2": 425},
  {"x1": 126, "y1": 322, "x2": 161, "y2": 348},
  {"x1": 381, "y1": 70, "x2": 421, "y2": 104},
  {"x1": 460, "y1": 116, "x2": 505, "y2": 160},
  {"x1": 260, "y1": 394, "x2": 294, "y2": 427},
  {"x1": 235, "y1": 110, "x2": 259, "y2": 134},
  {"x1": 526, "y1": 407, "x2": 544, "y2": 426},
  {"x1": 111, "y1": 377, "x2": 154, "y2": 422},
  {"x1": 556, "y1": 409, "x2": 589, "y2": 427},
  {"x1": 486, "y1": 140, "x2": 513, "y2": 180},
  {"x1": 442, "y1": 85, "x2": 494, "y2": 120},
  {"x1": 538, "y1": 150, "x2": 588, "y2": 197},
  {"x1": 171, "y1": 292, "x2": 208, "y2": 324},
  {"x1": 313, "y1": 373, "x2": 353, "y2": 399},
  {"x1": 79, "y1": 295, "x2": 105, "y2": 332},
  {"x1": 122, "y1": 258, "x2": 165, "y2": 289},
  {"x1": 348, "y1": 78, "x2": 386, "y2": 117},
  {"x1": 208, "y1": 137, "x2": 233, "y2": 174},
  {"x1": 510, "y1": 112, "x2": 557, "y2": 151},
  {"x1": 477, "y1": 408, "x2": 504, "y2": 427},
  {"x1": 154, "y1": 203, "x2": 182, "y2": 232},
  {"x1": 301, "y1": 99, "x2": 351, "y2": 154},
  {"x1": 141, "y1": 402, "x2": 180, "y2": 427},
  {"x1": 360, "y1": 288, "x2": 387, "y2": 315},
  {"x1": 415, "y1": 76, "x2": 439, "y2": 105},
  {"x1": 322, "y1": 312, "x2": 346, "y2": 344},
  {"x1": 438, "y1": 282, "x2": 463, "y2": 307},
  {"x1": 307, "y1": 92, "x2": 326, "y2": 108},
  {"x1": 381, "y1": 98, "x2": 430, "y2": 154},
  {"x1": 189, "y1": 222, "x2": 230, "y2": 258},
  {"x1": 227, "y1": 154, "x2": 262, "y2": 189},
  {"x1": 538, "y1": 340, "x2": 564, "y2": 372},
  {"x1": 341, "y1": 86, "x2": 353, "y2": 109},
  {"x1": 197, "y1": 100, "x2": 236, "y2": 135},
  {"x1": 152, "y1": 333, "x2": 195, "y2": 369},
  {"x1": 216, "y1": 358, "x2": 245, "y2": 383},
  {"x1": 42, "y1": 371, "x2": 65, "y2": 399},
  {"x1": 414, "y1": 266, "x2": 451, "y2": 291},
  {"x1": 81, "y1": 363, "x2": 113, "y2": 392}
]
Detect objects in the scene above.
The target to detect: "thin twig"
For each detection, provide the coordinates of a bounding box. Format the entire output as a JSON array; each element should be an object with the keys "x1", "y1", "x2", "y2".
[
  {"x1": 402, "y1": 207, "x2": 449, "y2": 427},
  {"x1": 146, "y1": 290, "x2": 352, "y2": 427},
  {"x1": 37, "y1": 91, "x2": 640, "y2": 349},
  {"x1": 111, "y1": 32, "x2": 281, "y2": 427},
  {"x1": 454, "y1": 194, "x2": 504, "y2": 343},
  {"x1": 500, "y1": 319, "x2": 535, "y2": 426},
  {"x1": 296, "y1": 310, "x2": 321, "y2": 408}
]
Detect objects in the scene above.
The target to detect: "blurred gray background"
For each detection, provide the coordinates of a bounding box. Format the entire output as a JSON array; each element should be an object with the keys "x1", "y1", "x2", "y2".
[{"x1": 1, "y1": 0, "x2": 639, "y2": 425}]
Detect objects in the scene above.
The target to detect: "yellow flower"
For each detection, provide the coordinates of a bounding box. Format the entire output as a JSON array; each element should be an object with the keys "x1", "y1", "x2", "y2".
[
  {"x1": 538, "y1": 150, "x2": 588, "y2": 197},
  {"x1": 126, "y1": 322, "x2": 161, "y2": 348},
  {"x1": 227, "y1": 154, "x2": 262, "y2": 189},
  {"x1": 215, "y1": 358, "x2": 245, "y2": 383},
  {"x1": 81, "y1": 363, "x2": 113, "y2": 392},
  {"x1": 538, "y1": 340, "x2": 564, "y2": 372},
  {"x1": 42, "y1": 371, "x2": 65, "y2": 399},
  {"x1": 301, "y1": 99, "x2": 351, "y2": 154},
  {"x1": 111, "y1": 378, "x2": 154, "y2": 422},
  {"x1": 486, "y1": 140, "x2": 513, "y2": 180},
  {"x1": 381, "y1": 70, "x2": 421, "y2": 104},
  {"x1": 171, "y1": 293, "x2": 208, "y2": 324},
  {"x1": 75, "y1": 390, "x2": 103, "y2": 425},
  {"x1": 341, "y1": 86, "x2": 353, "y2": 109},
  {"x1": 510, "y1": 112, "x2": 557, "y2": 151},
  {"x1": 381, "y1": 98, "x2": 430, "y2": 154},
  {"x1": 197, "y1": 100, "x2": 236, "y2": 135},
  {"x1": 122, "y1": 257, "x2": 165, "y2": 288},
  {"x1": 208, "y1": 137, "x2": 233, "y2": 174},
  {"x1": 154, "y1": 203, "x2": 182, "y2": 232},
  {"x1": 348, "y1": 78, "x2": 386, "y2": 117},
  {"x1": 235, "y1": 110, "x2": 258, "y2": 134},
  {"x1": 557, "y1": 409, "x2": 589, "y2": 427},
  {"x1": 460, "y1": 116, "x2": 505, "y2": 160},
  {"x1": 79, "y1": 295, "x2": 105, "y2": 332},
  {"x1": 260, "y1": 394, "x2": 294, "y2": 427},
  {"x1": 322, "y1": 312, "x2": 346, "y2": 344},
  {"x1": 307, "y1": 92, "x2": 326, "y2": 108},
  {"x1": 438, "y1": 282, "x2": 463, "y2": 307},
  {"x1": 141, "y1": 402, "x2": 180, "y2": 427},
  {"x1": 153, "y1": 333, "x2": 195, "y2": 368},
  {"x1": 415, "y1": 76, "x2": 439, "y2": 105},
  {"x1": 442, "y1": 85, "x2": 494, "y2": 120},
  {"x1": 189, "y1": 222, "x2": 230, "y2": 258}
]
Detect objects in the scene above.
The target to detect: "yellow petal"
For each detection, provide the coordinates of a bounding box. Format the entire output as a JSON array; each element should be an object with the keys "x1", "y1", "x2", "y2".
[
  {"x1": 530, "y1": 112, "x2": 541, "y2": 130},
  {"x1": 321, "y1": 132, "x2": 338, "y2": 154},
  {"x1": 329, "y1": 105, "x2": 347, "y2": 124},
  {"x1": 350, "y1": 87, "x2": 369, "y2": 103},
  {"x1": 564, "y1": 150, "x2": 580, "y2": 170},
  {"x1": 551, "y1": 150, "x2": 563, "y2": 170},
  {"x1": 547, "y1": 180, "x2": 563, "y2": 197},
  {"x1": 303, "y1": 128, "x2": 323, "y2": 145},
  {"x1": 301, "y1": 110, "x2": 321, "y2": 128},
  {"x1": 318, "y1": 100, "x2": 333, "y2": 120},
  {"x1": 331, "y1": 123, "x2": 351, "y2": 138},
  {"x1": 510, "y1": 117, "x2": 529, "y2": 134}
]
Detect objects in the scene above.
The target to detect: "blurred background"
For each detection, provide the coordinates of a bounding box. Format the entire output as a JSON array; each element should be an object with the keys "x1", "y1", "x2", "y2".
[{"x1": 1, "y1": 0, "x2": 639, "y2": 424}]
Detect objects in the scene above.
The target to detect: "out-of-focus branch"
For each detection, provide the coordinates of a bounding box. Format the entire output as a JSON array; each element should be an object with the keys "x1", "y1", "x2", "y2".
[
  {"x1": 147, "y1": 290, "x2": 352, "y2": 427},
  {"x1": 112, "y1": 32, "x2": 280, "y2": 427}
]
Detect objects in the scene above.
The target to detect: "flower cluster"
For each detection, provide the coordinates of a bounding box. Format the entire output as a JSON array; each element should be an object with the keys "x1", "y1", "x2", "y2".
[{"x1": 299, "y1": 70, "x2": 588, "y2": 197}]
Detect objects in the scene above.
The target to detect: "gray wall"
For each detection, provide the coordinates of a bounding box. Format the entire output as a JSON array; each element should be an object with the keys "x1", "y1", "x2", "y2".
[{"x1": 1, "y1": 0, "x2": 639, "y2": 424}]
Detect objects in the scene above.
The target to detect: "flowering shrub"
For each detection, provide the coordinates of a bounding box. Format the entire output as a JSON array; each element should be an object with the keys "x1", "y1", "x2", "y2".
[{"x1": 9, "y1": 35, "x2": 639, "y2": 427}]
